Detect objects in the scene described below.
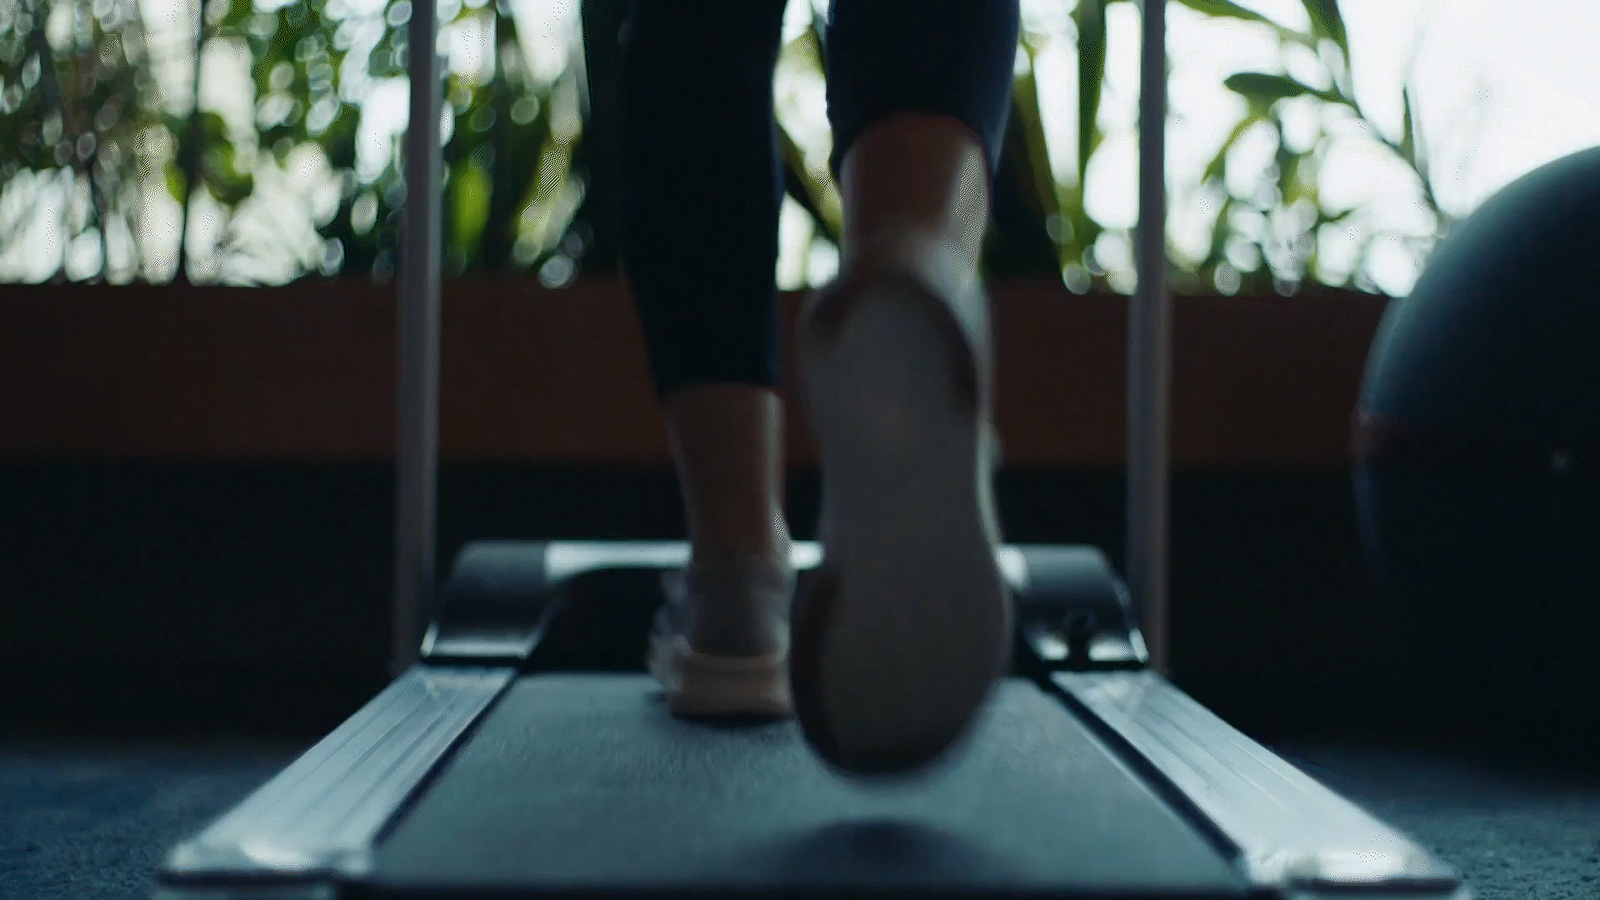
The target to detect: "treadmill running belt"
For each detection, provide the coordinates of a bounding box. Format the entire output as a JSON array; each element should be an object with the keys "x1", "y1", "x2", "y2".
[{"x1": 367, "y1": 675, "x2": 1248, "y2": 897}]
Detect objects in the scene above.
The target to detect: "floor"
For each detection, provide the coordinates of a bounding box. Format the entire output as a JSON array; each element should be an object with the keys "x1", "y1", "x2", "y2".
[{"x1": 1, "y1": 731, "x2": 1597, "y2": 899}]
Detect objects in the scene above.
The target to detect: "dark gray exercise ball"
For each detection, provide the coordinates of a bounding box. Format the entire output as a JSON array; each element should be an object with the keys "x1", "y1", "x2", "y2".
[{"x1": 1353, "y1": 145, "x2": 1600, "y2": 756}]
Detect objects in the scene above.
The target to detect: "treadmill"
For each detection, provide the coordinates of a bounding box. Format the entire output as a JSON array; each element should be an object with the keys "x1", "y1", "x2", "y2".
[{"x1": 154, "y1": 2, "x2": 1470, "y2": 897}]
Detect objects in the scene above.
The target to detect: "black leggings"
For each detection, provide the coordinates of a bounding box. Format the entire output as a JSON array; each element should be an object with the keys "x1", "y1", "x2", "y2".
[{"x1": 619, "y1": 0, "x2": 1021, "y2": 400}]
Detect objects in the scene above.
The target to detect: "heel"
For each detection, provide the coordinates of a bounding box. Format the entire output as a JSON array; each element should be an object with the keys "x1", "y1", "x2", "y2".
[
  {"x1": 793, "y1": 273, "x2": 1010, "y2": 775},
  {"x1": 799, "y1": 270, "x2": 988, "y2": 421},
  {"x1": 671, "y1": 646, "x2": 792, "y2": 719}
]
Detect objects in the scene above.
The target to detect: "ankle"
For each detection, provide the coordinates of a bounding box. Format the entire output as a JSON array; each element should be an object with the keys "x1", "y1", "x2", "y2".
[
  {"x1": 691, "y1": 521, "x2": 793, "y2": 566},
  {"x1": 840, "y1": 230, "x2": 980, "y2": 301},
  {"x1": 681, "y1": 545, "x2": 794, "y2": 658}
]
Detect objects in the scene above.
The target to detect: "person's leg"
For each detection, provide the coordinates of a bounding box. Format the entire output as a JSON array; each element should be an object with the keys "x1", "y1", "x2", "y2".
[
  {"x1": 790, "y1": 0, "x2": 1022, "y2": 773},
  {"x1": 661, "y1": 386, "x2": 790, "y2": 559},
  {"x1": 828, "y1": 0, "x2": 1015, "y2": 287},
  {"x1": 839, "y1": 116, "x2": 989, "y2": 284},
  {"x1": 619, "y1": 0, "x2": 791, "y2": 563},
  {"x1": 620, "y1": 0, "x2": 794, "y2": 717}
]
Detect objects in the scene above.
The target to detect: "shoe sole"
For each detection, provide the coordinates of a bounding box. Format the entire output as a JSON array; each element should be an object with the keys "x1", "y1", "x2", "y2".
[
  {"x1": 648, "y1": 635, "x2": 793, "y2": 719},
  {"x1": 792, "y1": 275, "x2": 1011, "y2": 775}
]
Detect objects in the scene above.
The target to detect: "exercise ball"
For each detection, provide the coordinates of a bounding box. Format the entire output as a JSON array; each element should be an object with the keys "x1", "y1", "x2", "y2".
[{"x1": 1353, "y1": 146, "x2": 1600, "y2": 754}]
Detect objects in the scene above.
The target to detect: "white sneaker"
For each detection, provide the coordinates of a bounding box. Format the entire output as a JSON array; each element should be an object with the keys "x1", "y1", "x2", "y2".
[
  {"x1": 790, "y1": 269, "x2": 1012, "y2": 775},
  {"x1": 647, "y1": 550, "x2": 796, "y2": 719}
]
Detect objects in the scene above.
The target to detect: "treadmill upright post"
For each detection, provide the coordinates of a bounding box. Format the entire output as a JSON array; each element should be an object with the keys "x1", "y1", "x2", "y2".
[
  {"x1": 1128, "y1": 0, "x2": 1171, "y2": 675},
  {"x1": 393, "y1": 0, "x2": 443, "y2": 676}
]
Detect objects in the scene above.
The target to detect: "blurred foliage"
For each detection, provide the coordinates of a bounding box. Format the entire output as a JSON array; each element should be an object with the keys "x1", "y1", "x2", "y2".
[
  {"x1": 1166, "y1": 0, "x2": 1443, "y2": 294},
  {"x1": 1048, "y1": 0, "x2": 1443, "y2": 294},
  {"x1": 0, "y1": 0, "x2": 166, "y2": 281},
  {"x1": 0, "y1": 0, "x2": 1444, "y2": 291}
]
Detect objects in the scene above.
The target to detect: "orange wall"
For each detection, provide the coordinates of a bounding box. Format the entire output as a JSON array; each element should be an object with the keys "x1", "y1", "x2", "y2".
[{"x1": 0, "y1": 277, "x2": 1387, "y2": 466}]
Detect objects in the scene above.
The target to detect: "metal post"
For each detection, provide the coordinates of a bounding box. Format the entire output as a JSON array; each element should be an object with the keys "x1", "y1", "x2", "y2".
[
  {"x1": 393, "y1": 0, "x2": 443, "y2": 677},
  {"x1": 1129, "y1": 0, "x2": 1171, "y2": 675}
]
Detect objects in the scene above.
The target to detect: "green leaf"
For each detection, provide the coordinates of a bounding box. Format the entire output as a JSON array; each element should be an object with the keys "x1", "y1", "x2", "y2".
[
  {"x1": 166, "y1": 163, "x2": 186, "y2": 203},
  {"x1": 1010, "y1": 45, "x2": 1061, "y2": 224},
  {"x1": 781, "y1": 12, "x2": 825, "y2": 73},
  {"x1": 1202, "y1": 113, "x2": 1261, "y2": 184},
  {"x1": 1273, "y1": 111, "x2": 1297, "y2": 202},
  {"x1": 197, "y1": 110, "x2": 229, "y2": 144},
  {"x1": 1200, "y1": 196, "x2": 1236, "y2": 270},
  {"x1": 322, "y1": 104, "x2": 360, "y2": 170},
  {"x1": 1224, "y1": 71, "x2": 1340, "y2": 107},
  {"x1": 1058, "y1": 183, "x2": 1102, "y2": 266},
  {"x1": 1399, "y1": 84, "x2": 1415, "y2": 164},
  {"x1": 442, "y1": 82, "x2": 490, "y2": 167},
  {"x1": 366, "y1": 26, "x2": 407, "y2": 78},
  {"x1": 1299, "y1": 0, "x2": 1348, "y2": 54},
  {"x1": 1281, "y1": 155, "x2": 1320, "y2": 209},
  {"x1": 500, "y1": 92, "x2": 550, "y2": 229},
  {"x1": 219, "y1": 0, "x2": 254, "y2": 30},
  {"x1": 808, "y1": 2, "x2": 829, "y2": 78},
  {"x1": 262, "y1": 128, "x2": 296, "y2": 158},
  {"x1": 203, "y1": 143, "x2": 254, "y2": 205},
  {"x1": 1171, "y1": 0, "x2": 1275, "y2": 27},
  {"x1": 448, "y1": 155, "x2": 491, "y2": 260},
  {"x1": 1075, "y1": 0, "x2": 1108, "y2": 187},
  {"x1": 777, "y1": 124, "x2": 839, "y2": 242},
  {"x1": 1316, "y1": 205, "x2": 1359, "y2": 228},
  {"x1": 1172, "y1": 0, "x2": 1311, "y2": 47}
]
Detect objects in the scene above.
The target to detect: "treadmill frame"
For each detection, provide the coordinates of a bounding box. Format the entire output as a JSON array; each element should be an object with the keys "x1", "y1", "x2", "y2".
[
  {"x1": 155, "y1": 2, "x2": 1468, "y2": 898},
  {"x1": 157, "y1": 574, "x2": 1463, "y2": 897}
]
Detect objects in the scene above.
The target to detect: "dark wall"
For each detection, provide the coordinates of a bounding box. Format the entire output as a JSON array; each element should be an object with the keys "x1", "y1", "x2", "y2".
[{"x1": 3, "y1": 462, "x2": 1440, "y2": 744}]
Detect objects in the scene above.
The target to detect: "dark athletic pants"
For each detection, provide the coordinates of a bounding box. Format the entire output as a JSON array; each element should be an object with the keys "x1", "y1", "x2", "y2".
[{"x1": 619, "y1": 0, "x2": 1021, "y2": 399}]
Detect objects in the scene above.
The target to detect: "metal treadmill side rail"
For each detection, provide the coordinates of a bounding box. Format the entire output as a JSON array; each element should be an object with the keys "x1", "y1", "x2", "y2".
[
  {"x1": 1118, "y1": 7, "x2": 1460, "y2": 895},
  {"x1": 392, "y1": 0, "x2": 443, "y2": 677},
  {"x1": 159, "y1": 667, "x2": 511, "y2": 887},
  {"x1": 1130, "y1": 0, "x2": 1173, "y2": 677},
  {"x1": 1055, "y1": 671, "x2": 1463, "y2": 895}
]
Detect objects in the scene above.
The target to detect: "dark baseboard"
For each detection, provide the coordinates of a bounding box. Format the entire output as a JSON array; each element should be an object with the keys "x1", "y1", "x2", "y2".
[
  {"x1": 0, "y1": 660, "x2": 387, "y2": 742},
  {"x1": 3, "y1": 459, "x2": 1542, "y2": 750}
]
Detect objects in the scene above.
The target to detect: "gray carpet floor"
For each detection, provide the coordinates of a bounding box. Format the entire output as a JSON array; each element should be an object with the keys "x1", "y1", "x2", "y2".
[{"x1": 1, "y1": 734, "x2": 1596, "y2": 899}]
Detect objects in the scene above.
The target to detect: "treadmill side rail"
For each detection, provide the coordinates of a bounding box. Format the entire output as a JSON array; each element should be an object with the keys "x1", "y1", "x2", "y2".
[
  {"x1": 1056, "y1": 671, "x2": 1463, "y2": 895},
  {"x1": 159, "y1": 666, "x2": 513, "y2": 888}
]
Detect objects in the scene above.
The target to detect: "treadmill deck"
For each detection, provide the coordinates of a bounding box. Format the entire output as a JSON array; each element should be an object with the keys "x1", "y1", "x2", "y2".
[{"x1": 368, "y1": 674, "x2": 1247, "y2": 897}]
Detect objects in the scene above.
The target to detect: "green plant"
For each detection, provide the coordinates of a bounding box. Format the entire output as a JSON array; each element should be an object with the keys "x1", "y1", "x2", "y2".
[
  {"x1": 1074, "y1": 0, "x2": 1448, "y2": 295},
  {"x1": 0, "y1": 0, "x2": 164, "y2": 282},
  {"x1": 0, "y1": 0, "x2": 580, "y2": 283},
  {"x1": 746, "y1": 0, "x2": 1446, "y2": 295},
  {"x1": 0, "y1": 0, "x2": 1451, "y2": 291},
  {"x1": 1164, "y1": 0, "x2": 1452, "y2": 293},
  {"x1": 212, "y1": 0, "x2": 573, "y2": 281}
]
